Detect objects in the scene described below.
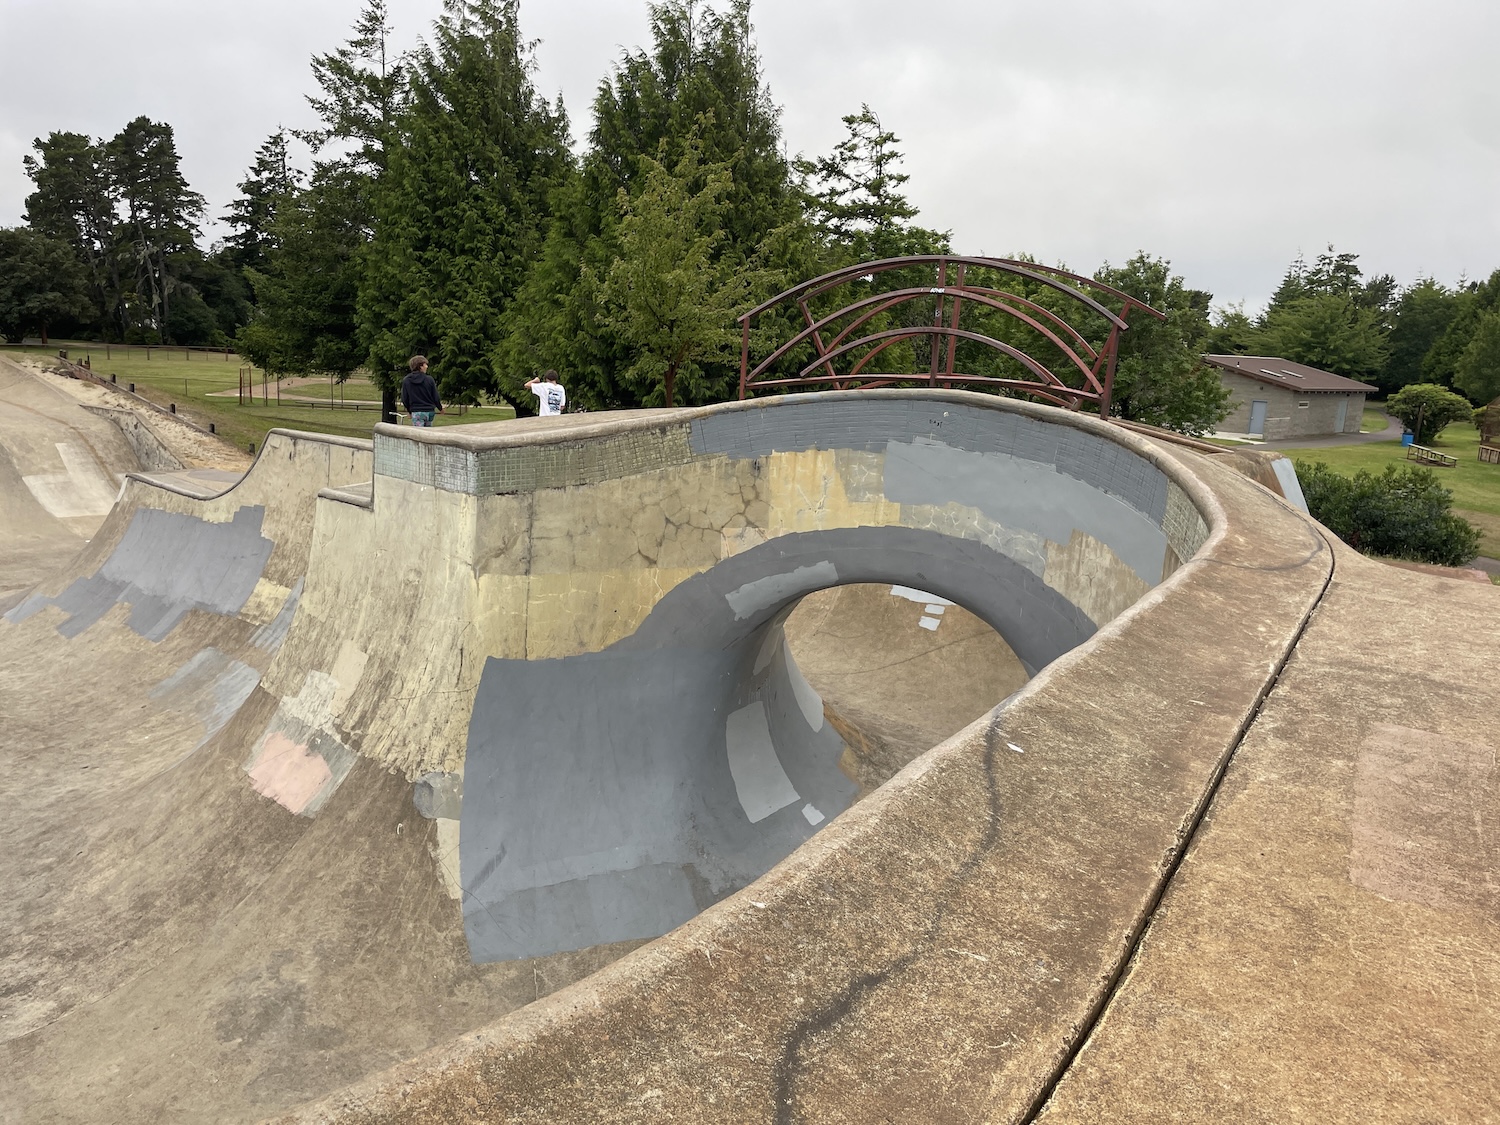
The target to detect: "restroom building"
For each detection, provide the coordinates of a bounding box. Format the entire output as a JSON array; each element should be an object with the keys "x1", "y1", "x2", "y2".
[{"x1": 1203, "y1": 355, "x2": 1375, "y2": 440}]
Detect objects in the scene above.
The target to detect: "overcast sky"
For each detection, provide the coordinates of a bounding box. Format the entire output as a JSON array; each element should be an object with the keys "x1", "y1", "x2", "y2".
[{"x1": 3, "y1": 0, "x2": 1497, "y2": 311}]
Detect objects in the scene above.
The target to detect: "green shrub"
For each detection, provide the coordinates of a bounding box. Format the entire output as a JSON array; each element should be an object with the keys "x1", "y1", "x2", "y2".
[
  {"x1": 1295, "y1": 460, "x2": 1482, "y2": 567},
  {"x1": 1385, "y1": 383, "x2": 1474, "y2": 444}
]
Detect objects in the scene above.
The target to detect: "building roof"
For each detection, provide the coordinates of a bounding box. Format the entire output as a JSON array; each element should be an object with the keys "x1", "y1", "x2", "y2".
[{"x1": 1202, "y1": 355, "x2": 1377, "y2": 394}]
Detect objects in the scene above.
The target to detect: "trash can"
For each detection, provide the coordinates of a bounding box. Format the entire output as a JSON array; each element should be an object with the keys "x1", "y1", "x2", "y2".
[{"x1": 1400, "y1": 432, "x2": 1415, "y2": 447}]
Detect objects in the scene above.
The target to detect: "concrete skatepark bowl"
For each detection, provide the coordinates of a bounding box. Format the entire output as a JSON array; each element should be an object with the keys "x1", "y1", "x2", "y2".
[{"x1": 3, "y1": 374, "x2": 1497, "y2": 1124}]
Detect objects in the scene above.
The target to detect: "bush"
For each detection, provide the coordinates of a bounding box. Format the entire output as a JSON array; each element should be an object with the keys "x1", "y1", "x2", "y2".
[
  {"x1": 1295, "y1": 460, "x2": 1482, "y2": 567},
  {"x1": 1385, "y1": 382, "x2": 1474, "y2": 444}
]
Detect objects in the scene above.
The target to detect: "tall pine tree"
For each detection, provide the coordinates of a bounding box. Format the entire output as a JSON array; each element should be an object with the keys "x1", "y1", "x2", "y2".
[
  {"x1": 495, "y1": 0, "x2": 806, "y2": 410},
  {"x1": 24, "y1": 132, "x2": 121, "y2": 337},
  {"x1": 359, "y1": 0, "x2": 571, "y2": 400},
  {"x1": 106, "y1": 117, "x2": 205, "y2": 343},
  {"x1": 223, "y1": 130, "x2": 302, "y2": 274},
  {"x1": 239, "y1": 0, "x2": 405, "y2": 378}
]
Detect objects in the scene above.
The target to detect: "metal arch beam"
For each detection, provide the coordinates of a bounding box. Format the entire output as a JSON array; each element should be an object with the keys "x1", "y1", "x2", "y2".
[
  {"x1": 740, "y1": 255, "x2": 1133, "y2": 332},
  {"x1": 745, "y1": 286, "x2": 1103, "y2": 390},
  {"x1": 738, "y1": 254, "x2": 1168, "y2": 411},
  {"x1": 795, "y1": 326, "x2": 1075, "y2": 394}
]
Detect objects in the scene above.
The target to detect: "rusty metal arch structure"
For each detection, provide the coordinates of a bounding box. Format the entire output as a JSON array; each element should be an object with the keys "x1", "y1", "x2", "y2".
[{"x1": 738, "y1": 255, "x2": 1167, "y2": 414}]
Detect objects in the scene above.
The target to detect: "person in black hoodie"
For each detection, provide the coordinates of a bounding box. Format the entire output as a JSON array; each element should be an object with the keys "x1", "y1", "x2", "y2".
[{"x1": 400, "y1": 355, "x2": 444, "y2": 426}]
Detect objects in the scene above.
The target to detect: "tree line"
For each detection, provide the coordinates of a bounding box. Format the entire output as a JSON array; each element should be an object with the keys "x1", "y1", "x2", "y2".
[
  {"x1": 4, "y1": 0, "x2": 1498, "y2": 430},
  {"x1": 1207, "y1": 246, "x2": 1500, "y2": 406}
]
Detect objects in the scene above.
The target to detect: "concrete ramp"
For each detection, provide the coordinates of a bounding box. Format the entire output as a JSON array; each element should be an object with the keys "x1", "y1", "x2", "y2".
[{"x1": 0, "y1": 356, "x2": 141, "y2": 600}]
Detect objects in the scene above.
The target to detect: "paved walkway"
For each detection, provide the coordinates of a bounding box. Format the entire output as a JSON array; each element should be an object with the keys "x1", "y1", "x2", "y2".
[
  {"x1": 1259, "y1": 414, "x2": 1402, "y2": 450},
  {"x1": 1039, "y1": 542, "x2": 1500, "y2": 1122}
]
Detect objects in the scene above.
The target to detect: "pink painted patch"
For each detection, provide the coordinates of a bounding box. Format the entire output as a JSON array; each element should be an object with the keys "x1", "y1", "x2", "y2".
[{"x1": 247, "y1": 731, "x2": 333, "y2": 816}]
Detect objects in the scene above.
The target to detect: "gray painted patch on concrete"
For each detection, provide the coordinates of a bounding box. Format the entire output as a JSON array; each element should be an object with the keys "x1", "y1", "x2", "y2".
[
  {"x1": 3, "y1": 593, "x2": 51, "y2": 625},
  {"x1": 6, "y1": 507, "x2": 273, "y2": 640},
  {"x1": 150, "y1": 647, "x2": 262, "y2": 757},
  {"x1": 413, "y1": 772, "x2": 463, "y2": 820},
  {"x1": 461, "y1": 525, "x2": 1098, "y2": 963},
  {"x1": 725, "y1": 562, "x2": 839, "y2": 620},
  {"x1": 251, "y1": 577, "x2": 304, "y2": 652},
  {"x1": 882, "y1": 437, "x2": 1169, "y2": 588},
  {"x1": 726, "y1": 701, "x2": 803, "y2": 822},
  {"x1": 1272, "y1": 458, "x2": 1310, "y2": 514},
  {"x1": 690, "y1": 397, "x2": 1170, "y2": 523},
  {"x1": 783, "y1": 638, "x2": 825, "y2": 732}
]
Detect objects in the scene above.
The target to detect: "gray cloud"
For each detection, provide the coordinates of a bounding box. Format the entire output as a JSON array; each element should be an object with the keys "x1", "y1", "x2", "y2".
[{"x1": 3, "y1": 0, "x2": 1497, "y2": 310}]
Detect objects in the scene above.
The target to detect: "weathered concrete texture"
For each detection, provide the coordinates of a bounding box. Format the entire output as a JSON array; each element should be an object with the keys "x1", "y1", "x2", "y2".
[
  {"x1": 82, "y1": 403, "x2": 185, "y2": 470},
  {"x1": 0, "y1": 355, "x2": 140, "y2": 601},
  {"x1": 0, "y1": 426, "x2": 394, "y2": 1124},
  {"x1": 272, "y1": 452, "x2": 1339, "y2": 1124},
  {"x1": 784, "y1": 584, "x2": 1029, "y2": 791},
  {"x1": 9, "y1": 396, "x2": 1185, "y2": 1123},
  {"x1": 276, "y1": 393, "x2": 1177, "y2": 797},
  {"x1": 1035, "y1": 544, "x2": 1500, "y2": 1123},
  {"x1": 23, "y1": 392, "x2": 1467, "y2": 1125}
]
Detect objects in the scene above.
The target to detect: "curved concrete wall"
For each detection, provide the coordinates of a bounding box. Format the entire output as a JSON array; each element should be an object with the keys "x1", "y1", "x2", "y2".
[{"x1": 410, "y1": 395, "x2": 1212, "y2": 962}]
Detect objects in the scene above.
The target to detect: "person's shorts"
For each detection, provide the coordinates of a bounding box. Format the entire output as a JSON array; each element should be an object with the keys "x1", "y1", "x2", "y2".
[{"x1": 411, "y1": 411, "x2": 436, "y2": 427}]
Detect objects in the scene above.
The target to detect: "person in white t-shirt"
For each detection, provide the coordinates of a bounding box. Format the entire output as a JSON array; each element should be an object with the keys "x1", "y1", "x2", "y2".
[{"x1": 525, "y1": 370, "x2": 567, "y2": 416}]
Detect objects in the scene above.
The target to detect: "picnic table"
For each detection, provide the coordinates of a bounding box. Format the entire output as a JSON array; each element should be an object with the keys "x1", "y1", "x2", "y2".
[{"x1": 1406, "y1": 443, "x2": 1457, "y2": 467}]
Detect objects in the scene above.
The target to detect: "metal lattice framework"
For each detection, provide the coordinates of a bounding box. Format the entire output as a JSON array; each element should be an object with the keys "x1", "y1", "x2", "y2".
[{"x1": 738, "y1": 255, "x2": 1167, "y2": 415}]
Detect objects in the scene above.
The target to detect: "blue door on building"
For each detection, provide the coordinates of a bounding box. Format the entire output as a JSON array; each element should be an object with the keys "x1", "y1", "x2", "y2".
[{"x1": 1249, "y1": 400, "x2": 1268, "y2": 436}]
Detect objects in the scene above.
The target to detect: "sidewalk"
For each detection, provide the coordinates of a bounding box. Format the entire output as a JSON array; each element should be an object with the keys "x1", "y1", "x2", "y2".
[{"x1": 1259, "y1": 414, "x2": 1403, "y2": 450}]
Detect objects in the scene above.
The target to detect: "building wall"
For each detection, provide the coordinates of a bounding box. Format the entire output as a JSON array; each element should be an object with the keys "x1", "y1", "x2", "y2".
[{"x1": 1216, "y1": 370, "x2": 1365, "y2": 439}]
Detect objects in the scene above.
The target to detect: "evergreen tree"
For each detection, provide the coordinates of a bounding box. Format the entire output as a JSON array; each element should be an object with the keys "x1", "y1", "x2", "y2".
[
  {"x1": 297, "y1": 0, "x2": 405, "y2": 174},
  {"x1": 596, "y1": 135, "x2": 763, "y2": 406},
  {"x1": 0, "y1": 227, "x2": 92, "y2": 344},
  {"x1": 23, "y1": 131, "x2": 120, "y2": 336},
  {"x1": 1381, "y1": 278, "x2": 1457, "y2": 394},
  {"x1": 1422, "y1": 270, "x2": 1500, "y2": 388},
  {"x1": 106, "y1": 116, "x2": 205, "y2": 342},
  {"x1": 795, "y1": 104, "x2": 948, "y2": 263},
  {"x1": 238, "y1": 165, "x2": 367, "y2": 377},
  {"x1": 1205, "y1": 302, "x2": 1256, "y2": 355},
  {"x1": 237, "y1": 1, "x2": 405, "y2": 380},
  {"x1": 495, "y1": 0, "x2": 806, "y2": 410},
  {"x1": 223, "y1": 130, "x2": 302, "y2": 274},
  {"x1": 359, "y1": 0, "x2": 571, "y2": 400},
  {"x1": 1454, "y1": 308, "x2": 1500, "y2": 405},
  {"x1": 1256, "y1": 246, "x2": 1389, "y2": 381},
  {"x1": 1094, "y1": 253, "x2": 1230, "y2": 435}
]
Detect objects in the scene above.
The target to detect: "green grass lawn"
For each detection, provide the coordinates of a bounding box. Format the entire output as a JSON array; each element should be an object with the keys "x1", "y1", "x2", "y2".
[
  {"x1": 1360, "y1": 406, "x2": 1390, "y2": 433},
  {"x1": 1280, "y1": 421, "x2": 1500, "y2": 560},
  {"x1": 12, "y1": 347, "x2": 515, "y2": 453}
]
